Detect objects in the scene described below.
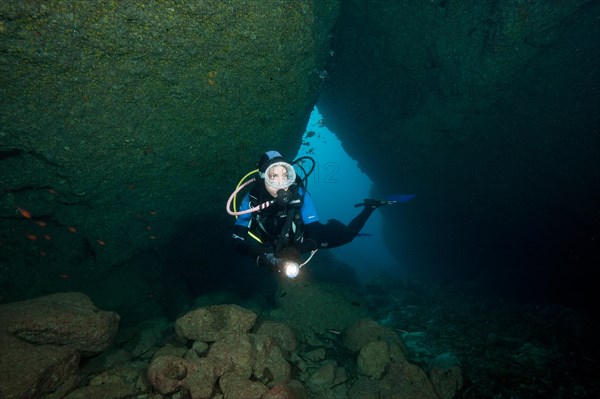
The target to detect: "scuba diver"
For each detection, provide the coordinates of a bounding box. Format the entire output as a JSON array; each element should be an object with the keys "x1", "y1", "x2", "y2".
[{"x1": 226, "y1": 150, "x2": 392, "y2": 278}]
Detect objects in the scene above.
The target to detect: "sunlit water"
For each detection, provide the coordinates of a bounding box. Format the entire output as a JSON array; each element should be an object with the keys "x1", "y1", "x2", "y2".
[{"x1": 295, "y1": 107, "x2": 402, "y2": 281}]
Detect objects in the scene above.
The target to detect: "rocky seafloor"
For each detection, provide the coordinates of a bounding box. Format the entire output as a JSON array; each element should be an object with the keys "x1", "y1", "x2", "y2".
[{"x1": 0, "y1": 276, "x2": 597, "y2": 399}]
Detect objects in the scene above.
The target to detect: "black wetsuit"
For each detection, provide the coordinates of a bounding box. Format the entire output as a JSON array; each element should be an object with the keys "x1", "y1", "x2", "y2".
[{"x1": 231, "y1": 182, "x2": 375, "y2": 260}]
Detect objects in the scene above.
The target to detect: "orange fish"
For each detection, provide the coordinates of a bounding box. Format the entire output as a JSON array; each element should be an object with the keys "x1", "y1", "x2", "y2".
[
  {"x1": 67, "y1": 226, "x2": 77, "y2": 233},
  {"x1": 35, "y1": 220, "x2": 47, "y2": 227},
  {"x1": 60, "y1": 274, "x2": 70, "y2": 279},
  {"x1": 17, "y1": 207, "x2": 32, "y2": 219},
  {"x1": 26, "y1": 233, "x2": 38, "y2": 241},
  {"x1": 96, "y1": 239, "x2": 106, "y2": 246},
  {"x1": 43, "y1": 234, "x2": 52, "y2": 241}
]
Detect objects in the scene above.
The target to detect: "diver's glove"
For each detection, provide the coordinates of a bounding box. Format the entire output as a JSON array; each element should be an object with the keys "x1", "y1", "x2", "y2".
[{"x1": 257, "y1": 252, "x2": 284, "y2": 271}]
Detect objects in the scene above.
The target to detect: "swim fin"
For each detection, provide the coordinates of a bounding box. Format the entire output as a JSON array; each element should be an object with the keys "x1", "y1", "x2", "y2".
[{"x1": 354, "y1": 194, "x2": 415, "y2": 208}]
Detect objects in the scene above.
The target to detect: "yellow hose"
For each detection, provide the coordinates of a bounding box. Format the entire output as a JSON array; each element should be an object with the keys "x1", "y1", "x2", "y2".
[
  {"x1": 233, "y1": 169, "x2": 259, "y2": 218},
  {"x1": 232, "y1": 169, "x2": 263, "y2": 243}
]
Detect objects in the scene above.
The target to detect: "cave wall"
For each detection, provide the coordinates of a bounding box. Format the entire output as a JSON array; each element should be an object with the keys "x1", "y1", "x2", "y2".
[
  {"x1": 319, "y1": 0, "x2": 599, "y2": 304},
  {"x1": 0, "y1": 0, "x2": 341, "y2": 314}
]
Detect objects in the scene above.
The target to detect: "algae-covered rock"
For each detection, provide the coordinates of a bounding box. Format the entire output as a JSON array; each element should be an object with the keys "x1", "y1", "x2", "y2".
[
  {"x1": 175, "y1": 303, "x2": 257, "y2": 342},
  {"x1": 0, "y1": 292, "x2": 119, "y2": 354},
  {"x1": 357, "y1": 340, "x2": 390, "y2": 379},
  {"x1": 343, "y1": 317, "x2": 407, "y2": 361},
  {"x1": 0, "y1": 0, "x2": 341, "y2": 312},
  {"x1": 0, "y1": 332, "x2": 80, "y2": 399},
  {"x1": 274, "y1": 280, "x2": 369, "y2": 342}
]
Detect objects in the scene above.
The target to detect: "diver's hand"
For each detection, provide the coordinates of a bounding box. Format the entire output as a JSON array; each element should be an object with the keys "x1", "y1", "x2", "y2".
[{"x1": 257, "y1": 253, "x2": 284, "y2": 271}]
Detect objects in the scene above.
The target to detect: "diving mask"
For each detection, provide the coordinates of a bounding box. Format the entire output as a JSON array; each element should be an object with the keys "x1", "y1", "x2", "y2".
[{"x1": 260, "y1": 161, "x2": 297, "y2": 189}]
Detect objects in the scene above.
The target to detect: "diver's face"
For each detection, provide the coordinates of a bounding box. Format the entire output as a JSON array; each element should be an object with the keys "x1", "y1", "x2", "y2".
[{"x1": 265, "y1": 165, "x2": 289, "y2": 197}]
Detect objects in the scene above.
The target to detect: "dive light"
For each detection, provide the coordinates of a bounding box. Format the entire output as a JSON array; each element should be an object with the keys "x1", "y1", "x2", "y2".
[
  {"x1": 280, "y1": 249, "x2": 318, "y2": 279},
  {"x1": 282, "y1": 261, "x2": 300, "y2": 279}
]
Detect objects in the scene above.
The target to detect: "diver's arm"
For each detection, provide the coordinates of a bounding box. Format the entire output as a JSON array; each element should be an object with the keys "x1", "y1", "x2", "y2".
[
  {"x1": 232, "y1": 224, "x2": 282, "y2": 270},
  {"x1": 231, "y1": 192, "x2": 264, "y2": 259},
  {"x1": 231, "y1": 224, "x2": 264, "y2": 258}
]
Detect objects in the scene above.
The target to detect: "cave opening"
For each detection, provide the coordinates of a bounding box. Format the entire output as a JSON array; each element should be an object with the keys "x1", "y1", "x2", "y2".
[{"x1": 294, "y1": 106, "x2": 402, "y2": 282}]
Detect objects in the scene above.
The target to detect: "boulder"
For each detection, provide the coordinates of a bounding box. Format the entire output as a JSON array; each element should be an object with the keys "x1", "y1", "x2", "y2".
[
  {"x1": 343, "y1": 318, "x2": 407, "y2": 362},
  {"x1": 184, "y1": 357, "x2": 218, "y2": 399},
  {"x1": 152, "y1": 344, "x2": 188, "y2": 361},
  {"x1": 387, "y1": 361, "x2": 439, "y2": 399},
  {"x1": 255, "y1": 320, "x2": 298, "y2": 355},
  {"x1": 219, "y1": 372, "x2": 268, "y2": 399},
  {"x1": 429, "y1": 352, "x2": 463, "y2": 399},
  {"x1": 349, "y1": 361, "x2": 438, "y2": 399},
  {"x1": 252, "y1": 334, "x2": 292, "y2": 385},
  {"x1": 0, "y1": 292, "x2": 120, "y2": 354},
  {"x1": 207, "y1": 334, "x2": 254, "y2": 377},
  {"x1": 175, "y1": 304, "x2": 257, "y2": 342},
  {"x1": 302, "y1": 348, "x2": 326, "y2": 363},
  {"x1": 88, "y1": 361, "x2": 149, "y2": 392},
  {"x1": 207, "y1": 333, "x2": 291, "y2": 385},
  {"x1": 305, "y1": 361, "x2": 347, "y2": 394},
  {"x1": 0, "y1": 332, "x2": 79, "y2": 399},
  {"x1": 63, "y1": 383, "x2": 140, "y2": 399},
  {"x1": 147, "y1": 355, "x2": 217, "y2": 399},
  {"x1": 262, "y1": 381, "x2": 309, "y2": 399},
  {"x1": 357, "y1": 340, "x2": 390, "y2": 379},
  {"x1": 191, "y1": 340, "x2": 210, "y2": 356},
  {"x1": 147, "y1": 332, "x2": 294, "y2": 399},
  {"x1": 399, "y1": 331, "x2": 432, "y2": 364},
  {"x1": 147, "y1": 355, "x2": 193, "y2": 395}
]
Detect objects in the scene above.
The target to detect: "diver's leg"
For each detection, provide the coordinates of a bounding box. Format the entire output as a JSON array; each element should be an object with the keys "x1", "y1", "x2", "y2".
[
  {"x1": 302, "y1": 206, "x2": 376, "y2": 250},
  {"x1": 346, "y1": 206, "x2": 376, "y2": 237}
]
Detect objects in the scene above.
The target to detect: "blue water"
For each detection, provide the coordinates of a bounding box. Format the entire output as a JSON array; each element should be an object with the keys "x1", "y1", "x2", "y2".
[{"x1": 295, "y1": 107, "x2": 402, "y2": 281}]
